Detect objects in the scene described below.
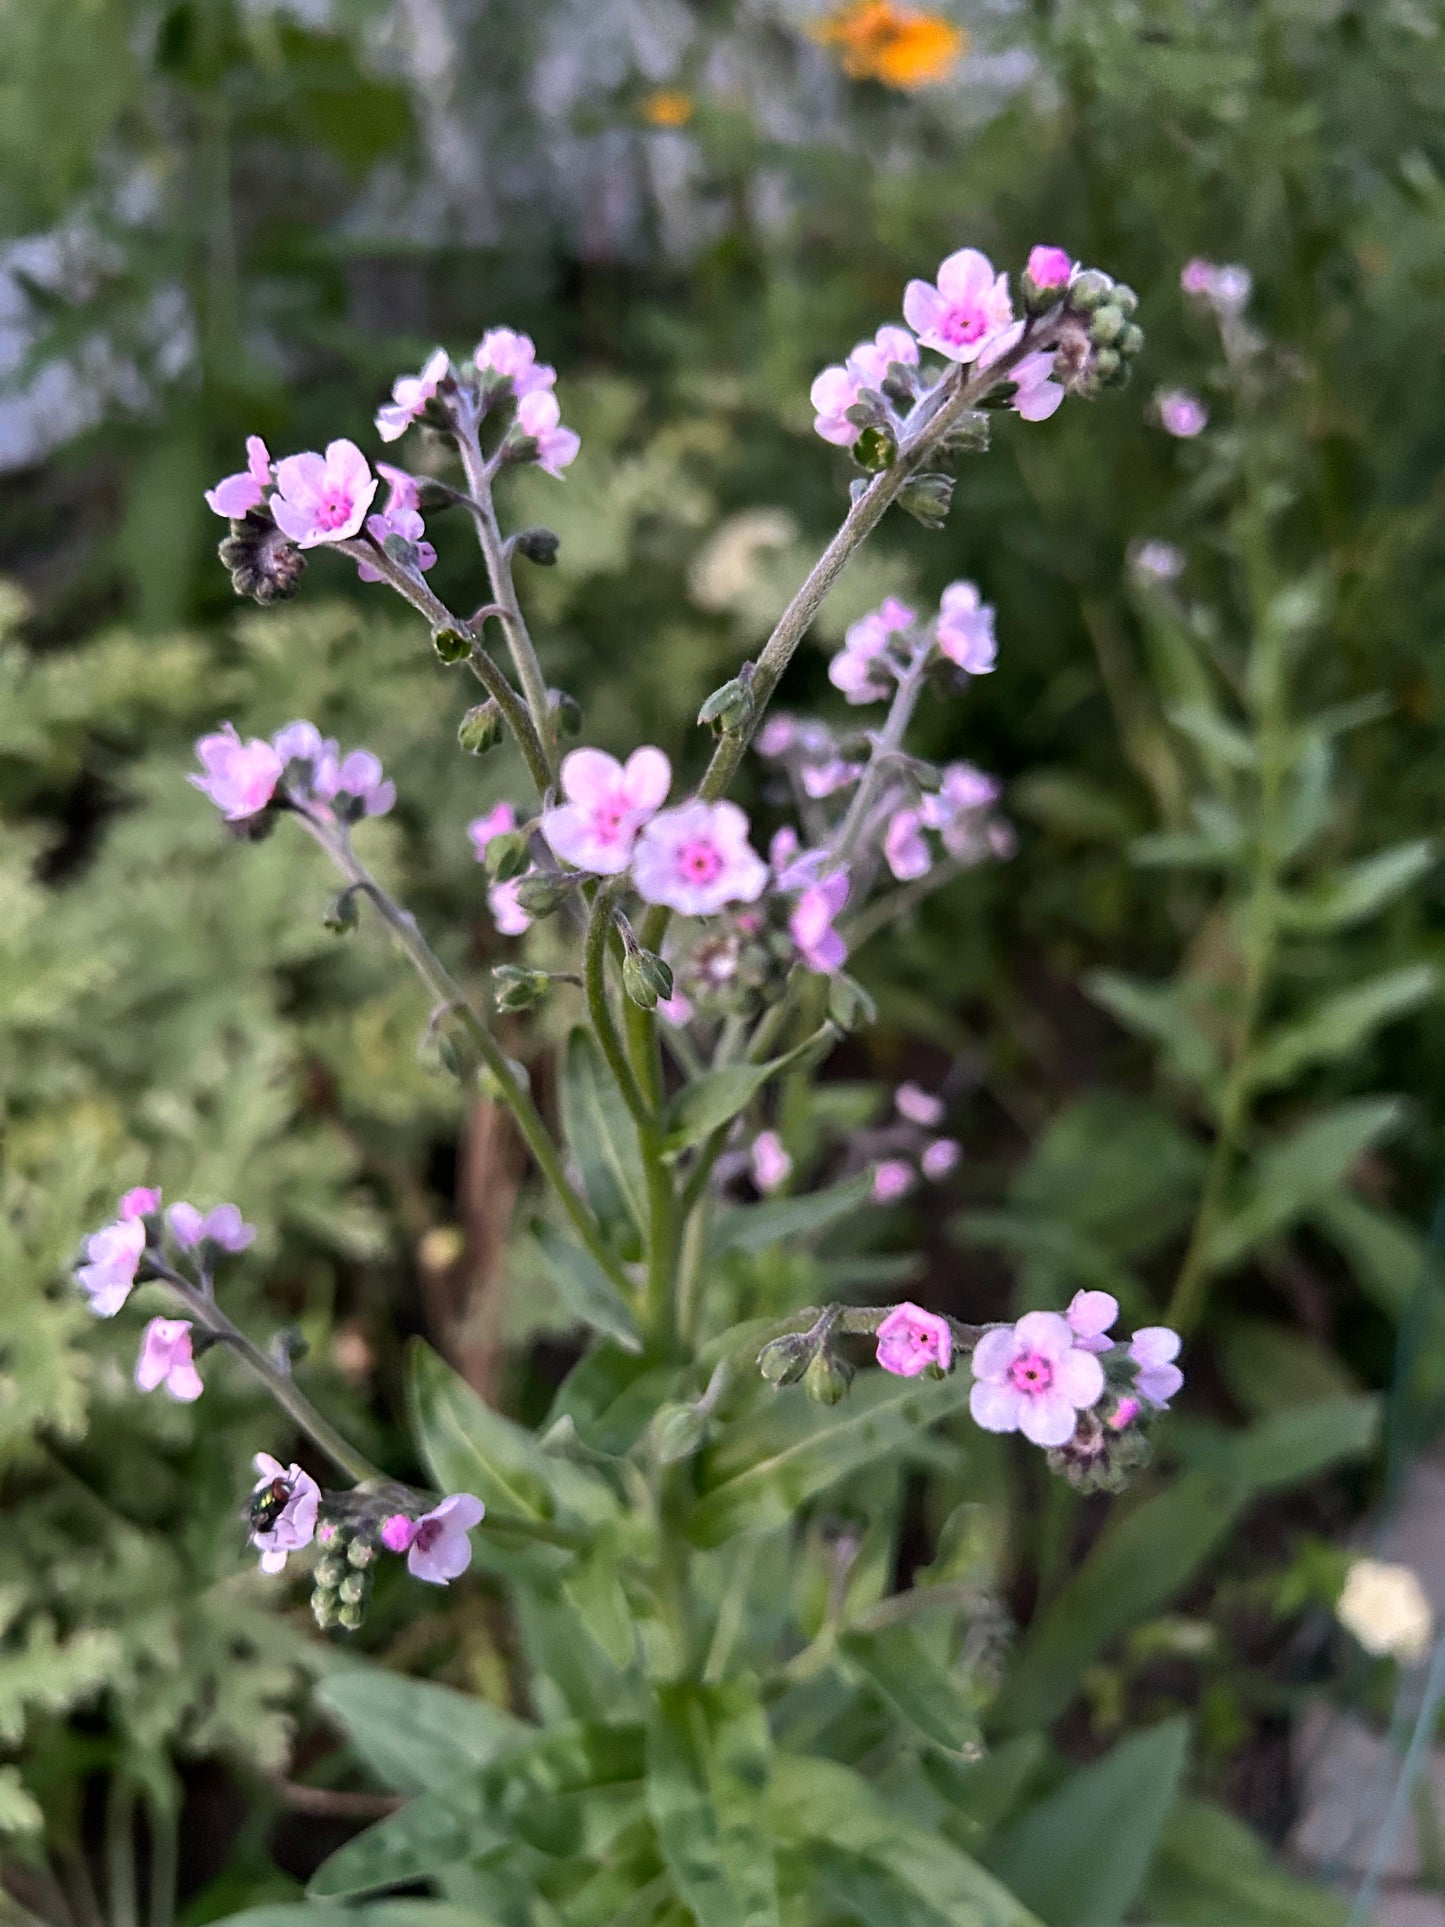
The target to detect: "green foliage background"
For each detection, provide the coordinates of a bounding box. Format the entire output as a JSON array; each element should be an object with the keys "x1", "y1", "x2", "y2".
[{"x1": 2, "y1": 0, "x2": 1444, "y2": 1920}]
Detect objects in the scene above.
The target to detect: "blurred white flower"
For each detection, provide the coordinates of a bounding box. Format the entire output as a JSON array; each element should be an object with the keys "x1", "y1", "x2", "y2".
[{"x1": 1337, "y1": 1557, "x2": 1434, "y2": 1664}]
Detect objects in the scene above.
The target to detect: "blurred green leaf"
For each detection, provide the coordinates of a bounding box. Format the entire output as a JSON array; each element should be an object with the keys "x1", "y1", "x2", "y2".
[
  {"x1": 1247, "y1": 967, "x2": 1437, "y2": 1090},
  {"x1": 1276, "y1": 841, "x2": 1434, "y2": 932},
  {"x1": 839, "y1": 1626, "x2": 982, "y2": 1755},
  {"x1": 560, "y1": 1028, "x2": 646, "y2": 1258},
  {"x1": 1139, "y1": 1797, "x2": 1346, "y2": 1924},
  {"x1": 532, "y1": 1220, "x2": 642, "y2": 1353},
  {"x1": 646, "y1": 1681, "x2": 780, "y2": 1927},
  {"x1": 709, "y1": 1174, "x2": 873, "y2": 1257},
  {"x1": 406, "y1": 1339, "x2": 555, "y2": 1522},
  {"x1": 314, "y1": 1668, "x2": 526, "y2": 1796}
]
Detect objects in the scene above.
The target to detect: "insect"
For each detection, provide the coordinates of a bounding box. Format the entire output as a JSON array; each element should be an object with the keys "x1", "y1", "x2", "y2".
[{"x1": 248, "y1": 1475, "x2": 292, "y2": 1536}]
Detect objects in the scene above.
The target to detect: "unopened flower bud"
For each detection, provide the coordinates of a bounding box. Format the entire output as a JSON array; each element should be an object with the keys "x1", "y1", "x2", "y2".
[
  {"x1": 384, "y1": 531, "x2": 422, "y2": 574},
  {"x1": 323, "y1": 888, "x2": 361, "y2": 935},
  {"x1": 1067, "y1": 269, "x2": 1115, "y2": 312},
  {"x1": 484, "y1": 828, "x2": 532, "y2": 882},
  {"x1": 312, "y1": 1589, "x2": 340, "y2": 1629},
  {"x1": 1089, "y1": 305, "x2": 1126, "y2": 346},
  {"x1": 805, "y1": 1346, "x2": 853, "y2": 1406},
  {"x1": 898, "y1": 470, "x2": 955, "y2": 531},
  {"x1": 653, "y1": 1403, "x2": 709, "y2": 1465},
  {"x1": 458, "y1": 701, "x2": 504, "y2": 755},
  {"x1": 513, "y1": 872, "x2": 574, "y2": 919},
  {"x1": 1118, "y1": 323, "x2": 1145, "y2": 360},
  {"x1": 827, "y1": 973, "x2": 878, "y2": 1033},
  {"x1": 432, "y1": 625, "x2": 471, "y2": 665},
  {"x1": 314, "y1": 1554, "x2": 346, "y2": 1589},
  {"x1": 548, "y1": 688, "x2": 583, "y2": 738},
  {"x1": 1112, "y1": 284, "x2": 1139, "y2": 318},
  {"x1": 937, "y1": 411, "x2": 991, "y2": 457},
  {"x1": 622, "y1": 948, "x2": 674, "y2": 1011},
  {"x1": 697, "y1": 674, "x2": 755, "y2": 737},
  {"x1": 493, "y1": 965, "x2": 552, "y2": 1012},
  {"x1": 338, "y1": 1571, "x2": 369, "y2": 1605},
  {"x1": 514, "y1": 526, "x2": 561, "y2": 566},
  {"x1": 337, "y1": 1599, "x2": 366, "y2": 1631},
  {"x1": 758, "y1": 1331, "x2": 815, "y2": 1386},
  {"x1": 218, "y1": 513, "x2": 306, "y2": 605},
  {"x1": 852, "y1": 425, "x2": 898, "y2": 472},
  {"x1": 346, "y1": 1538, "x2": 377, "y2": 1569}
]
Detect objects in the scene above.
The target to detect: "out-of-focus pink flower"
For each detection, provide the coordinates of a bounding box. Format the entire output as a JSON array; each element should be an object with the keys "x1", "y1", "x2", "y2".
[
  {"x1": 190, "y1": 725, "x2": 284, "y2": 822},
  {"x1": 756, "y1": 716, "x2": 799, "y2": 758},
  {"x1": 475, "y1": 328, "x2": 555, "y2": 396},
  {"x1": 935, "y1": 581, "x2": 997, "y2": 674},
  {"x1": 357, "y1": 463, "x2": 437, "y2": 582},
  {"x1": 846, "y1": 324, "x2": 919, "y2": 389},
  {"x1": 272, "y1": 721, "x2": 338, "y2": 783},
  {"x1": 168, "y1": 1202, "x2": 255, "y2": 1254},
  {"x1": 204, "y1": 436, "x2": 272, "y2": 518},
  {"x1": 657, "y1": 985, "x2": 694, "y2": 1026},
  {"x1": 830, "y1": 596, "x2": 914, "y2": 704},
  {"x1": 1006, "y1": 350, "x2": 1065, "y2": 422},
  {"x1": 790, "y1": 872, "x2": 849, "y2": 974},
  {"x1": 876, "y1": 1302, "x2": 952, "y2": 1377},
  {"x1": 1066, "y1": 1289, "x2": 1119, "y2": 1354},
  {"x1": 633, "y1": 801, "x2": 769, "y2": 917},
  {"x1": 1180, "y1": 260, "x2": 1251, "y2": 315},
  {"x1": 800, "y1": 757, "x2": 863, "y2": 798},
  {"x1": 467, "y1": 802, "x2": 518, "y2": 862},
  {"x1": 1156, "y1": 389, "x2": 1208, "y2": 439},
  {"x1": 76, "y1": 1217, "x2": 146, "y2": 1317},
  {"x1": 872, "y1": 1159, "x2": 916, "y2": 1204},
  {"x1": 750, "y1": 1131, "x2": 793, "y2": 1194},
  {"x1": 541, "y1": 747, "x2": 670, "y2": 875},
  {"x1": 969, "y1": 1311, "x2": 1105, "y2": 1447},
  {"x1": 315, "y1": 748, "x2": 396, "y2": 819},
  {"x1": 249, "y1": 1454, "x2": 320, "y2": 1574},
  {"x1": 515, "y1": 390, "x2": 580, "y2": 476},
  {"x1": 120, "y1": 1186, "x2": 162, "y2": 1220},
  {"x1": 903, "y1": 248, "x2": 1014, "y2": 363},
  {"x1": 828, "y1": 648, "x2": 892, "y2": 705},
  {"x1": 376, "y1": 348, "x2": 450, "y2": 441},
  {"x1": 1026, "y1": 245, "x2": 1074, "y2": 293},
  {"x1": 136, "y1": 1317, "x2": 203, "y2": 1402},
  {"x1": 1180, "y1": 259, "x2": 1216, "y2": 297},
  {"x1": 271, "y1": 441, "x2": 378, "y2": 546},
  {"x1": 921, "y1": 1137, "x2": 961, "y2": 1180},
  {"x1": 392, "y1": 1493, "x2": 486, "y2": 1584},
  {"x1": 1129, "y1": 539, "x2": 1185, "y2": 582},
  {"x1": 1130, "y1": 1326, "x2": 1184, "y2": 1408},
  {"x1": 810, "y1": 364, "x2": 865, "y2": 446},
  {"x1": 488, "y1": 877, "x2": 531, "y2": 935},
  {"x1": 923, "y1": 762, "x2": 1005, "y2": 862},
  {"x1": 885, "y1": 809, "x2": 931, "y2": 881},
  {"x1": 896, "y1": 1082, "x2": 945, "y2": 1127}
]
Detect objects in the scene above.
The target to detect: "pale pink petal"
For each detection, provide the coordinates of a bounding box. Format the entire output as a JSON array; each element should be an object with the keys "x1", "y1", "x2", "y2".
[
  {"x1": 970, "y1": 1327, "x2": 1020, "y2": 1381},
  {"x1": 1053, "y1": 1347, "x2": 1105, "y2": 1408},
  {"x1": 1013, "y1": 1310, "x2": 1073, "y2": 1361},
  {"x1": 1019, "y1": 1390, "x2": 1078, "y2": 1447},
  {"x1": 970, "y1": 1379, "x2": 1025, "y2": 1432}
]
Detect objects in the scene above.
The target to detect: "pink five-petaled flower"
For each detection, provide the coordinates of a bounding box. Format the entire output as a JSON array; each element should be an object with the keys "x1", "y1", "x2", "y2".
[
  {"x1": 190, "y1": 724, "x2": 284, "y2": 822},
  {"x1": 1066, "y1": 1289, "x2": 1119, "y2": 1355},
  {"x1": 467, "y1": 802, "x2": 518, "y2": 863},
  {"x1": 120, "y1": 1186, "x2": 162, "y2": 1220},
  {"x1": 876, "y1": 1302, "x2": 952, "y2": 1378},
  {"x1": 790, "y1": 873, "x2": 848, "y2": 974},
  {"x1": 204, "y1": 436, "x2": 272, "y2": 518},
  {"x1": 168, "y1": 1201, "x2": 255, "y2": 1253},
  {"x1": 632, "y1": 801, "x2": 769, "y2": 917},
  {"x1": 896, "y1": 1082, "x2": 945, "y2": 1128},
  {"x1": 903, "y1": 247, "x2": 1014, "y2": 364},
  {"x1": 934, "y1": 580, "x2": 997, "y2": 674},
  {"x1": 1130, "y1": 1326, "x2": 1184, "y2": 1408},
  {"x1": 1026, "y1": 245, "x2": 1074, "y2": 293},
  {"x1": 810, "y1": 363, "x2": 865, "y2": 447},
  {"x1": 750, "y1": 1131, "x2": 793, "y2": 1194},
  {"x1": 382, "y1": 1494, "x2": 486, "y2": 1585},
  {"x1": 316, "y1": 748, "x2": 396, "y2": 819},
  {"x1": 1156, "y1": 389, "x2": 1208, "y2": 439},
  {"x1": 488, "y1": 877, "x2": 532, "y2": 935},
  {"x1": 515, "y1": 390, "x2": 581, "y2": 477},
  {"x1": 872, "y1": 1159, "x2": 916, "y2": 1204},
  {"x1": 474, "y1": 327, "x2": 555, "y2": 397},
  {"x1": 270, "y1": 441, "x2": 378, "y2": 547},
  {"x1": 135, "y1": 1318, "x2": 203, "y2": 1402},
  {"x1": 970, "y1": 1311, "x2": 1106, "y2": 1447},
  {"x1": 847, "y1": 324, "x2": 919, "y2": 390},
  {"x1": 541, "y1": 747, "x2": 671, "y2": 875},
  {"x1": 249, "y1": 1454, "x2": 320, "y2": 1574},
  {"x1": 375, "y1": 347, "x2": 450, "y2": 442},
  {"x1": 830, "y1": 595, "x2": 915, "y2": 704},
  {"x1": 357, "y1": 463, "x2": 437, "y2": 583},
  {"x1": 76, "y1": 1216, "x2": 147, "y2": 1317}
]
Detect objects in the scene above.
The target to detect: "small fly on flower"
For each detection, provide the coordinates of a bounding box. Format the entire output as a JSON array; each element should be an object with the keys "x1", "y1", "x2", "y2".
[{"x1": 247, "y1": 1476, "x2": 292, "y2": 1535}]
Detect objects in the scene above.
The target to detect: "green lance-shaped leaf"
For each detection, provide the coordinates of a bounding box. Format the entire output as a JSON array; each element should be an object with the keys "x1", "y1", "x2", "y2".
[
  {"x1": 986, "y1": 1717, "x2": 1190, "y2": 1926},
  {"x1": 406, "y1": 1338, "x2": 555, "y2": 1522},
  {"x1": 662, "y1": 1029, "x2": 835, "y2": 1155},
  {"x1": 315, "y1": 1667, "x2": 527, "y2": 1795},
  {"x1": 562, "y1": 1530, "x2": 637, "y2": 1669},
  {"x1": 708, "y1": 1173, "x2": 874, "y2": 1258},
  {"x1": 1140, "y1": 1796, "x2": 1347, "y2": 1925},
  {"x1": 1276, "y1": 839, "x2": 1434, "y2": 932},
  {"x1": 1246, "y1": 964, "x2": 1437, "y2": 1091},
  {"x1": 560, "y1": 1027, "x2": 646, "y2": 1256},
  {"x1": 646, "y1": 1681, "x2": 781, "y2": 1927},
  {"x1": 533, "y1": 1219, "x2": 643, "y2": 1352},
  {"x1": 839, "y1": 1624, "x2": 982, "y2": 1754}
]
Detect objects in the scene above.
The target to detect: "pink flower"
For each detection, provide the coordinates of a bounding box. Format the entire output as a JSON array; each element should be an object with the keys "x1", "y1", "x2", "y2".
[
  {"x1": 271, "y1": 441, "x2": 377, "y2": 547},
  {"x1": 632, "y1": 801, "x2": 769, "y2": 916},
  {"x1": 1129, "y1": 539, "x2": 1185, "y2": 582},
  {"x1": 249, "y1": 1454, "x2": 320, "y2": 1574},
  {"x1": 541, "y1": 747, "x2": 671, "y2": 875},
  {"x1": 1156, "y1": 389, "x2": 1208, "y2": 439},
  {"x1": 757, "y1": 716, "x2": 799, "y2": 758},
  {"x1": 657, "y1": 985, "x2": 695, "y2": 1026},
  {"x1": 830, "y1": 596, "x2": 915, "y2": 704},
  {"x1": 190, "y1": 725, "x2": 284, "y2": 821},
  {"x1": 789, "y1": 872, "x2": 849, "y2": 974},
  {"x1": 168, "y1": 1202, "x2": 255, "y2": 1254},
  {"x1": 135, "y1": 1318, "x2": 203, "y2": 1402},
  {"x1": 204, "y1": 436, "x2": 271, "y2": 518},
  {"x1": 515, "y1": 390, "x2": 580, "y2": 476},
  {"x1": 924, "y1": 763, "x2": 1004, "y2": 860},
  {"x1": 872, "y1": 1159, "x2": 916, "y2": 1204},
  {"x1": 1130, "y1": 1326, "x2": 1184, "y2": 1408},
  {"x1": 896, "y1": 1083, "x2": 945, "y2": 1128},
  {"x1": 750, "y1": 1131, "x2": 793, "y2": 1194},
  {"x1": 846, "y1": 324, "x2": 920, "y2": 390},
  {"x1": 903, "y1": 247, "x2": 1014, "y2": 364},
  {"x1": 1066, "y1": 1290, "x2": 1119, "y2": 1354},
  {"x1": 315, "y1": 749, "x2": 396, "y2": 819},
  {"x1": 380, "y1": 1513, "x2": 415, "y2": 1554},
  {"x1": 876, "y1": 1302, "x2": 952, "y2": 1378},
  {"x1": 120, "y1": 1186, "x2": 162, "y2": 1220},
  {"x1": 800, "y1": 757, "x2": 863, "y2": 798},
  {"x1": 489, "y1": 877, "x2": 532, "y2": 935},
  {"x1": 76, "y1": 1217, "x2": 146, "y2": 1317},
  {"x1": 389, "y1": 1493, "x2": 486, "y2": 1585},
  {"x1": 376, "y1": 348, "x2": 450, "y2": 442},
  {"x1": 1007, "y1": 350, "x2": 1065, "y2": 423},
  {"x1": 1180, "y1": 260, "x2": 1251, "y2": 315},
  {"x1": 829, "y1": 649, "x2": 891, "y2": 704},
  {"x1": 970, "y1": 1311, "x2": 1105, "y2": 1447},
  {"x1": 475, "y1": 328, "x2": 555, "y2": 397},
  {"x1": 921, "y1": 1137, "x2": 960, "y2": 1180},
  {"x1": 935, "y1": 581, "x2": 996, "y2": 674},
  {"x1": 468, "y1": 802, "x2": 518, "y2": 862},
  {"x1": 356, "y1": 464, "x2": 437, "y2": 583},
  {"x1": 885, "y1": 809, "x2": 931, "y2": 881},
  {"x1": 810, "y1": 364, "x2": 865, "y2": 446},
  {"x1": 1025, "y1": 245, "x2": 1074, "y2": 293},
  {"x1": 1180, "y1": 259, "x2": 1217, "y2": 297},
  {"x1": 272, "y1": 720, "x2": 337, "y2": 778}
]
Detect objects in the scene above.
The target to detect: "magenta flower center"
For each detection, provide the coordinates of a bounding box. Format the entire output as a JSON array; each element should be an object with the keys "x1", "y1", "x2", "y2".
[
  {"x1": 413, "y1": 1517, "x2": 445, "y2": 1553},
  {"x1": 677, "y1": 839, "x2": 723, "y2": 883},
  {"x1": 1008, "y1": 1349, "x2": 1053, "y2": 1395},
  {"x1": 940, "y1": 304, "x2": 989, "y2": 347},
  {"x1": 315, "y1": 487, "x2": 355, "y2": 529},
  {"x1": 593, "y1": 798, "x2": 628, "y2": 842}
]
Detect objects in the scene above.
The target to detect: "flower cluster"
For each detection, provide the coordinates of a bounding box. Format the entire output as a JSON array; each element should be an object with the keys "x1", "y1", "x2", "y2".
[{"x1": 191, "y1": 720, "x2": 395, "y2": 827}]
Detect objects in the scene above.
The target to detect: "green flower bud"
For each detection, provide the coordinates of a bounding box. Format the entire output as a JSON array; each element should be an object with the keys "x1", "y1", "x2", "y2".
[
  {"x1": 1067, "y1": 269, "x2": 1115, "y2": 312},
  {"x1": 346, "y1": 1539, "x2": 378, "y2": 1569},
  {"x1": 852, "y1": 425, "x2": 897, "y2": 472},
  {"x1": 337, "y1": 1599, "x2": 366, "y2": 1631},
  {"x1": 548, "y1": 688, "x2": 583, "y2": 738},
  {"x1": 314, "y1": 1554, "x2": 346, "y2": 1589},
  {"x1": 513, "y1": 872, "x2": 574, "y2": 919},
  {"x1": 1092, "y1": 347, "x2": 1122, "y2": 380},
  {"x1": 432, "y1": 625, "x2": 472, "y2": 665},
  {"x1": 1089, "y1": 305, "x2": 1126, "y2": 346},
  {"x1": 338, "y1": 1571, "x2": 369, "y2": 1606},
  {"x1": 827, "y1": 973, "x2": 878, "y2": 1033},
  {"x1": 484, "y1": 828, "x2": 533, "y2": 882},
  {"x1": 323, "y1": 888, "x2": 360, "y2": 935},
  {"x1": 514, "y1": 526, "x2": 561, "y2": 566},
  {"x1": 898, "y1": 470, "x2": 955, "y2": 531},
  {"x1": 697, "y1": 674, "x2": 755, "y2": 737},
  {"x1": 805, "y1": 1346, "x2": 852, "y2": 1406},
  {"x1": 1112, "y1": 284, "x2": 1139, "y2": 318},
  {"x1": 622, "y1": 948, "x2": 674, "y2": 1011},
  {"x1": 653, "y1": 1403, "x2": 709, "y2": 1465},
  {"x1": 458, "y1": 700, "x2": 504, "y2": 755},
  {"x1": 758, "y1": 1331, "x2": 815, "y2": 1386},
  {"x1": 493, "y1": 965, "x2": 552, "y2": 1012},
  {"x1": 311, "y1": 1588, "x2": 340, "y2": 1630},
  {"x1": 1118, "y1": 322, "x2": 1145, "y2": 360}
]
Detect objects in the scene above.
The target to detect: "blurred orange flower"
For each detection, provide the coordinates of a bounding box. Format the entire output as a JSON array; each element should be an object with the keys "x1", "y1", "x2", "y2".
[
  {"x1": 639, "y1": 90, "x2": 695, "y2": 128},
  {"x1": 812, "y1": 1, "x2": 966, "y2": 90}
]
